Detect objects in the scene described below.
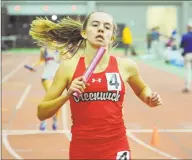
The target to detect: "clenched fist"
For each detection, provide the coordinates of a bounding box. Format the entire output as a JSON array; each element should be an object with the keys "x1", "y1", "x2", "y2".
[
  {"x1": 146, "y1": 92, "x2": 162, "y2": 107},
  {"x1": 67, "y1": 76, "x2": 89, "y2": 97}
]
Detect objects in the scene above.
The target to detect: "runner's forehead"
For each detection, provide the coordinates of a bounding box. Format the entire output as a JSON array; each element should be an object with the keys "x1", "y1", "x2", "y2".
[{"x1": 88, "y1": 12, "x2": 113, "y2": 25}]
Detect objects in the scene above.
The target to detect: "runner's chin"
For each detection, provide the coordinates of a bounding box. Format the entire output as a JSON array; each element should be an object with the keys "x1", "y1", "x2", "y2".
[{"x1": 92, "y1": 40, "x2": 107, "y2": 48}]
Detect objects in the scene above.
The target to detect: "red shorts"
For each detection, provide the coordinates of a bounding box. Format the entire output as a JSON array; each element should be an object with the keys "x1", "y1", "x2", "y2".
[{"x1": 69, "y1": 136, "x2": 131, "y2": 160}]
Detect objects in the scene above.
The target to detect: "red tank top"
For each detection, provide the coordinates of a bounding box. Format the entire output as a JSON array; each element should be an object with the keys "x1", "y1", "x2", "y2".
[{"x1": 69, "y1": 56, "x2": 127, "y2": 144}]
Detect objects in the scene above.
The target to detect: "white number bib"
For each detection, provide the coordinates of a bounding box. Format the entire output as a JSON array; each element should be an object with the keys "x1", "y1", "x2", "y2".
[
  {"x1": 105, "y1": 73, "x2": 121, "y2": 91},
  {"x1": 116, "y1": 151, "x2": 130, "y2": 160}
]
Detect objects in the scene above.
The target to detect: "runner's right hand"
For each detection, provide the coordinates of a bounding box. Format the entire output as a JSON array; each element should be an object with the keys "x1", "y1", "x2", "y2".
[{"x1": 67, "y1": 76, "x2": 87, "y2": 96}]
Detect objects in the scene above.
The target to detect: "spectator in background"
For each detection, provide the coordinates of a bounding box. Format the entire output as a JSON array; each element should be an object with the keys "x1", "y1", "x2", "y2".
[
  {"x1": 146, "y1": 29, "x2": 152, "y2": 54},
  {"x1": 151, "y1": 26, "x2": 161, "y2": 41},
  {"x1": 164, "y1": 29, "x2": 178, "y2": 64},
  {"x1": 150, "y1": 26, "x2": 163, "y2": 59},
  {"x1": 26, "y1": 47, "x2": 61, "y2": 130},
  {"x1": 122, "y1": 25, "x2": 133, "y2": 56},
  {"x1": 180, "y1": 22, "x2": 192, "y2": 93},
  {"x1": 165, "y1": 29, "x2": 177, "y2": 50}
]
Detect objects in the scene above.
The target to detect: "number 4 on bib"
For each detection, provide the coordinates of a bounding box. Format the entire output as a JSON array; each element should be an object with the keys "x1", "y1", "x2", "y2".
[
  {"x1": 106, "y1": 73, "x2": 121, "y2": 91},
  {"x1": 116, "y1": 151, "x2": 130, "y2": 160}
]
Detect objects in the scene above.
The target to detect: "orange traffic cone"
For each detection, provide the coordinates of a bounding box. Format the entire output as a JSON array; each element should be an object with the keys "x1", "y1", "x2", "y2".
[{"x1": 150, "y1": 126, "x2": 160, "y2": 146}]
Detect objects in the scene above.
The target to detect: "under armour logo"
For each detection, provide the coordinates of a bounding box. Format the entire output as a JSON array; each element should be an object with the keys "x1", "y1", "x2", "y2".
[{"x1": 92, "y1": 78, "x2": 102, "y2": 83}]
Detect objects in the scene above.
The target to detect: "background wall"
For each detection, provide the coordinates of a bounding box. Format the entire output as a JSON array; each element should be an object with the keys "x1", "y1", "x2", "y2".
[{"x1": 1, "y1": 1, "x2": 192, "y2": 51}]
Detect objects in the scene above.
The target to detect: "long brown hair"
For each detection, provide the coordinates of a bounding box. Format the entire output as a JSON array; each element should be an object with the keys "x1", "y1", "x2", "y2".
[{"x1": 29, "y1": 12, "x2": 118, "y2": 59}]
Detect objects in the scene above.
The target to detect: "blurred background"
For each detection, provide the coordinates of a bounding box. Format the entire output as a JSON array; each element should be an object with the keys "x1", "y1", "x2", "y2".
[{"x1": 1, "y1": 1, "x2": 192, "y2": 54}]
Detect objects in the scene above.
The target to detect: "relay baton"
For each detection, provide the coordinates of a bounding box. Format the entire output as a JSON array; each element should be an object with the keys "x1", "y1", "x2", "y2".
[
  {"x1": 73, "y1": 47, "x2": 106, "y2": 97},
  {"x1": 24, "y1": 65, "x2": 36, "y2": 72}
]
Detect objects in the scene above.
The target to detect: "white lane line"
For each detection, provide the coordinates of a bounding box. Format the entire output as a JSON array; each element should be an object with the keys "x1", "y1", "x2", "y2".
[
  {"x1": 2, "y1": 128, "x2": 187, "y2": 159},
  {"x1": 2, "y1": 130, "x2": 69, "y2": 135},
  {"x1": 2, "y1": 57, "x2": 29, "y2": 84},
  {"x1": 2, "y1": 83, "x2": 32, "y2": 160},
  {"x1": 2, "y1": 132, "x2": 23, "y2": 159},
  {"x1": 126, "y1": 131, "x2": 180, "y2": 159},
  {"x1": 126, "y1": 129, "x2": 192, "y2": 133},
  {"x1": 5, "y1": 84, "x2": 32, "y2": 131},
  {"x1": 16, "y1": 84, "x2": 32, "y2": 110}
]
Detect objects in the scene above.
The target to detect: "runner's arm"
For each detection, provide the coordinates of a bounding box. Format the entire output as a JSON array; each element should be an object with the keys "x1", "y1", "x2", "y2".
[{"x1": 37, "y1": 62, "x2": 70, "y2": 121}]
